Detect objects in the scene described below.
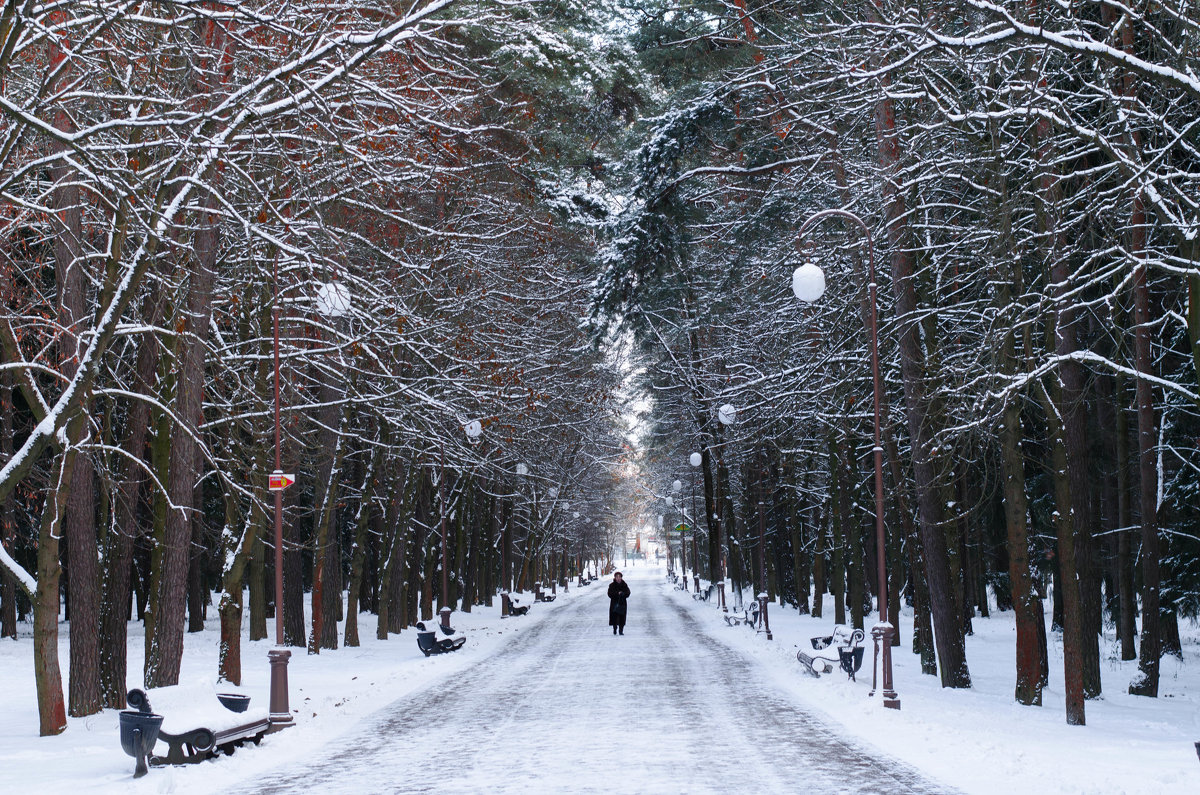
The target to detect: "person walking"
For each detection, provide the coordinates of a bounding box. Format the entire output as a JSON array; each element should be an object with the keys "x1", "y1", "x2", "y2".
[{"x1": 608, "y1": 571, "x2": 631, "y2": 635}]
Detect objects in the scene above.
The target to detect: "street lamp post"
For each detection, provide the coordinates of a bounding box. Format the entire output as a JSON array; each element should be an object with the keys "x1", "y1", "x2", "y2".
[
  {"x1": 756, "y1": 451, "x2": 772, "y2": 641},
  {"x1": 715, "y1": 403, "x2": 736, "y2": 612},
  {"x1": 672, "y1": 479, "x2": 684, "y2": 581},
  {"x1": 689, "y1": 452, "x2": 702, "y2": 592},
  {"x1": 793, "y1": 208, "x2": 898, "y2": 710},
  {"x1": 267, "y1": 257, "x2": 294, "y2": 732}
]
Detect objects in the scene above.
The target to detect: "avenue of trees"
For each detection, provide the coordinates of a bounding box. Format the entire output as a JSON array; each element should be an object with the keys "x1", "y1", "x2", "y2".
[
  {"x1": 0, "y1": 0, "x2": 632, "y2": 735},
  {"x1": 597, "y1": 0, "x2": 1200, "y2": 727},
  {"x1": 2, "y1": 0, "x2": 1199, "y2": 738}
]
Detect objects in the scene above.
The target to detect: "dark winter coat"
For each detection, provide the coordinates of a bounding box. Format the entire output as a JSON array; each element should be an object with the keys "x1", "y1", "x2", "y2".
[{"x1": 608, "y1": 579, "x2": 631, "y2": 627}]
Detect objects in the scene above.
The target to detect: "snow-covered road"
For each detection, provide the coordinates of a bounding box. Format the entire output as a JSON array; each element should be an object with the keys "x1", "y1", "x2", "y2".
[{"x1": 233, "y1": 569, "x2": 953, "y2": 794}]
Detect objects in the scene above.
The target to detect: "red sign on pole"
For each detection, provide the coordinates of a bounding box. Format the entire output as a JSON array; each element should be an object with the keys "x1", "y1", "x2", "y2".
[{"x1": 269, "y1": 472, "x2": 295, "y2": 491}]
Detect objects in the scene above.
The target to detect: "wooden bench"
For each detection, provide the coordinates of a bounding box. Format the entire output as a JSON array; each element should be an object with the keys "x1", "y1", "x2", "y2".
[
  {"x1": 693, "y1": 584, "x2": 715, "y2": 602},
  {"x1": 127, "y1": 686, "x2": 271, "y2": 766}
]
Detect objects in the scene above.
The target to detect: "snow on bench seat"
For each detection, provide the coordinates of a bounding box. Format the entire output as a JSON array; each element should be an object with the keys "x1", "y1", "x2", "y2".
[{"x1": 143, "y1": 682, "x2": 269, "y2": 736}]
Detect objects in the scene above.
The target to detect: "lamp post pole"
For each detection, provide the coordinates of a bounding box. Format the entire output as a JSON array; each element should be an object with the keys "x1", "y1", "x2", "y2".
[
  {"x1": 690, "y1": 453, "x2": 701, "y2": 592},
  {"x1": 268, "y1": 255, "x2": 293, "y2": 731},
  {"x1": 716, "y1": 404, "x2": 737, "y2": 612},
  {"x1": 439, "y1": 443, "x2": 448, "y2": 612},
  {"x1": 672, "y1": 480, "x2": 684, "y2": 580},
  {"x1": 756, "y1": 451, "x2": 772, "y2": 640},
  {"x1": 794, "y1": 208, "x2": 898, "y2": 709}
]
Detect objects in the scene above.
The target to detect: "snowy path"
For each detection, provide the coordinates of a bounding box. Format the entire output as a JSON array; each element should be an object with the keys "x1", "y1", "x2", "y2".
[{"x1": 233, "y1": 570, "x2": 954, "y2": 794}]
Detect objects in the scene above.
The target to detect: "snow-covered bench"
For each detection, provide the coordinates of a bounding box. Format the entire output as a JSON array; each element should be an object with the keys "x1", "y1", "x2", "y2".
[
  {"x1": 796, "y1": 626, "x2": 866, "y2": 681},
  {"x1": 127, "y1": 685, "x2": 270, "y2": 765},
  {"x1": 415, "y1": 620, "x2": 466, "y2": 656},
  {"x1": 723, "y1": 599, "x2": 760, "y2": 628},
  {"x1": 693, "y1": 584, "x2": 714, "y2": 602}
]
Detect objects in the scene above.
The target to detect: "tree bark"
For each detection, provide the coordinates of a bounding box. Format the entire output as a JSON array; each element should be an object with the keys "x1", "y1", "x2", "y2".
[
  {"x1": 1, "y1": 366, "x2": 17, "y2": 640},
  {"x1": 999, "y1": 337, "x2": 1043, "y2": 706},
  {"x1": 788, "y1": 467, "x2": 809, "y2": 614},
  {"x1": 49, "y1": 89, "x2": 102, "y2": 718},
  {"x1": 35, "y1": 454, "x2": 73, "y2": 735},
  {"x1": 217, "y1": 489, "x2": 248, "y2": 685},
  {"x1": 309, "y1": 364, "x2": 345, "y2": 653},
  {"x1": 875, "y1": 83, "x2": 969, "y2": 687},
  {"x1": 811, "y1": 504, "x2": 825, "y2": 620},
  {"x1": 145, "y1": 196, "x2": 219, "y2": 687},
  {"x1": 829, "y1": 432, "x2": 850, "y2": 628},
  {"x1": 98, "y1": 297, "x2": 159, "y2": 708},
  {"x1": 345, "y1": 448, "x2": 378, "y2": 647},
  {"x1": 1129, "y1": 231, "x2": 1160, "y2": 697}
]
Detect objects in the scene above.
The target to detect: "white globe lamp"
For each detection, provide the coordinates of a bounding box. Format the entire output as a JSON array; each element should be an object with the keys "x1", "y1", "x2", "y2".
[
  {"x1": 792, "y1": 262, "x2": 826, "y2": 303},
  {"x1": 316, "y1": 281, "x2": 352, "y2": 317}
]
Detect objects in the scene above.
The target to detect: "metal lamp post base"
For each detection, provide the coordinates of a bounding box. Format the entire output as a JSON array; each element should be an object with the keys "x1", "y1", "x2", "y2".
[
  {"x1": 869, "y1": 624, "x2": 900, "y2": 710},
  {"x1": 267, "y1": 648, "x2": 294, "y2": 731}
]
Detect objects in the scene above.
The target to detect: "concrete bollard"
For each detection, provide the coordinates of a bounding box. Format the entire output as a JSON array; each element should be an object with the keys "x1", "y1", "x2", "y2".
[{"x1": 439, "y1": 606, "x2": 452, "y2": 631}]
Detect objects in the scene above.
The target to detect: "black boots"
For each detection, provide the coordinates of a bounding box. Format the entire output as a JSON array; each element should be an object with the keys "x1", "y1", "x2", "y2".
[{"x1": 612, "y1": 626, "x2": 617, "y2": 635}]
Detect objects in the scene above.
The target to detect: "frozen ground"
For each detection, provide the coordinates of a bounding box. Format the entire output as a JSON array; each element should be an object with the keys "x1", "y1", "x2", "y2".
[{"x1": 0, "y1": 563, "x2": 1197, "y2": 794}]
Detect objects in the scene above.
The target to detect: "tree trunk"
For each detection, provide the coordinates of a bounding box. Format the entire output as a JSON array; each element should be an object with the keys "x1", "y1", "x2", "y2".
[
  {"x1": 828, "y1": 434, "x2": 847, "y2": 625},
  {"x1": 217, "y1": 437, "x2": 265, "y2": 683},
  {"x1": 1129, "y1": 241, "x2": 1160, "y2": 697},
  {"x1": 789, "y1": 474, "x2": 809, "y2": 613},
  {"x1": 49, "y1": 97, "x2": 102, "y2": 718},
  {"x1": 875, "y1": 80, "x2": 969, "y2": 688},
  {"x1": 145, "y1": 198, "x2": 219, "y2": 686},
  {"x1": 907, "y1": 511, "x2": 937, "y2": 676},
  {"x1": 283, "y1": 478, "x2": 306, "y2": 647},
  {"x1": 248, "y1": 518, "x2": 268, "y2": 641},
  {"x1": 36, "y1": 455, "x2": 73, "y2": 735},
  {"x1": 1100, "y1": 371, "x2": 1137, "y2": 660},
  {"x1": 1000, "y1": 360, "x2": 1043, "y2": 706},
  {"x1": 187, "y1": 524, "x2": 206, "y2": 633},
  {"x1": 99, "y1": 288, "x2": 160, "y2": 709},
  {"x1": 811, "y1": 503, "x2": 825, "y2": 619},
  {"x1": 1051, "y1": 248, "x2": 1102, "y2": 702},
  {"x1": 309, "y1": 364, "x2": 345, "y2": 653},
  {"x1": 1, "y1": 367, "x2": 17, "y2": 640},
  {"x1": 217, "y1": 479, "x2": 246, "y2": 686},
  {"x1": 345, "y1": 448, "x2": 378, "y2": 647}
]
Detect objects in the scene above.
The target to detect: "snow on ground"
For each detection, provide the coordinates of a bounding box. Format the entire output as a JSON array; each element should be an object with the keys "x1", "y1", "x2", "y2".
[
  {"x1": 663, "y1": 572, "x2": 1200, "y2": 795},
  {"x1": 229, "y1": 565, "x2": 948, "y2": 795},
  {"x1": 0, "y1": 562, "x2": 1197, "y2": 794}
]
